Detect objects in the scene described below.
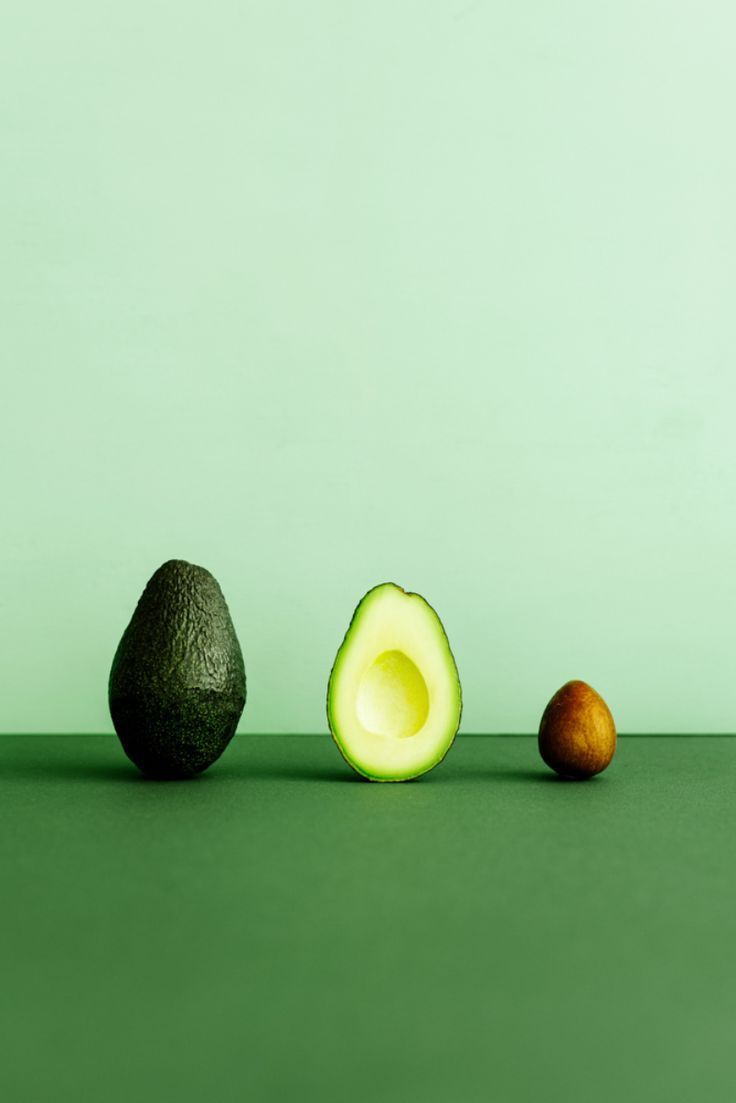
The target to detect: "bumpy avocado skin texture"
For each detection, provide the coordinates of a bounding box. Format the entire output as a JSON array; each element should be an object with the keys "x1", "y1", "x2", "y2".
[{"x1": 109, "y1": 560, "x2": 246, "y2": 779}]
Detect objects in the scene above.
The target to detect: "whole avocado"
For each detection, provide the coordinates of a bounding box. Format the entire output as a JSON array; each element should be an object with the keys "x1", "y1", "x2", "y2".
[{"x1": 109, "y1": 559, "x2": 246, "y2": 779}]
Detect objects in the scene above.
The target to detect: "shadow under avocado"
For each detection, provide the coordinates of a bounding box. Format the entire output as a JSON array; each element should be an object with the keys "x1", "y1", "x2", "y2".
[
  {"x1": 0, "y1": 741, "x2": 604, "y2": 786},
  {"x1": 485, "y1": 768, "x2": 608, "y2": 785},
  {"x1": 216, "y1": 758, "x2": 362, "y2": 784},
  {"x1": 0, "y1": 743, "x2": 360, "y2": 785},
  {"x1": 0, "y1": 755, "x2": 142, "y2": 784},
  {"x1": 486, "y1": 767, "x2": 559, "y2": 784},
  {"x1": 413, "y1": 764, "x2": 552, "y2": 785}
]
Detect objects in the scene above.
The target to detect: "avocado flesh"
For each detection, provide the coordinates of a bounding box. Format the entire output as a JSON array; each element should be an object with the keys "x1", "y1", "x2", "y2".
[
  {"x1": 109, "y1": 560, "x2": 246, "y2": 779},
  {"x1": 327, "y1": 583, "x2": 462, "y2": 781}
]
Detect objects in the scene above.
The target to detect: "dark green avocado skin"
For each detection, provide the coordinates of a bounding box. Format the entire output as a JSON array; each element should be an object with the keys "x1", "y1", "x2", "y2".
[{"x1": 109, "y1": 560, "x2": 246, "y2": 779}]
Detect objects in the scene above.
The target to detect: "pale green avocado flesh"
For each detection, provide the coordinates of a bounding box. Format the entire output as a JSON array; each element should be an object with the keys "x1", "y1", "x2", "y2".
[{"x1": 327, "y1": 583, "x2": 462, "y2": 781}]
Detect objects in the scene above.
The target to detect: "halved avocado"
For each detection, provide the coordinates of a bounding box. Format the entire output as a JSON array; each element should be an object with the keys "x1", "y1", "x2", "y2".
[{"x1": 327, "y1": 583, "x2": 462, "y2": 781}]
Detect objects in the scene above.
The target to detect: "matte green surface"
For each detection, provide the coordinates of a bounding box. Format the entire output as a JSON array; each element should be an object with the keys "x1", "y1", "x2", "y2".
[
  {"x1": 2, "y1": 735, "x2": 735, "y2": 1102},
  {"x1": 3, "y1": 2, "x2": 736, "y2": 736}
]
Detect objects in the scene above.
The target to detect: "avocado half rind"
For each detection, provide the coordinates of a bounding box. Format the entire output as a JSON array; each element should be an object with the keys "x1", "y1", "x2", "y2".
[
  {"x1": 327, "y1": 582, "x2": 462, "y2": 782},
  {"x1": 109, "y1": 559, "x2": 246, "y2": 779}
]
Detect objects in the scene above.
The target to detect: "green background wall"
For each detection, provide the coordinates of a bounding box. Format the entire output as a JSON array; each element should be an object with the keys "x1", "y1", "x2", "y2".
[{"x1": 2, "y1": 2, "x2": 734, "y2": 734}]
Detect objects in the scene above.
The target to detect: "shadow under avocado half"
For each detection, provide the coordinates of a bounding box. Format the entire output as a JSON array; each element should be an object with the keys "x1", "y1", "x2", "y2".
[
  {"x1": 412, "y1": 762, "x2": 557, "y2": 785},
  {"x1": 216, "y1": 757, "x2": 362, "y2": 784}
]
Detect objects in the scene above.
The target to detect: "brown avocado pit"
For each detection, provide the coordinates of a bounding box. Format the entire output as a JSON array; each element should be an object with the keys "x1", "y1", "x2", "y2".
[{"x1": 538, "y1": 679, "x2": 616, "y2": 779}]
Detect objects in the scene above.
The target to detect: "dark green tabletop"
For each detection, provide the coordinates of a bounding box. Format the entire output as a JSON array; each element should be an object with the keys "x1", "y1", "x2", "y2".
[{"x1": 2, "y1": 735, "x2": 735, "y2": 1102}]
